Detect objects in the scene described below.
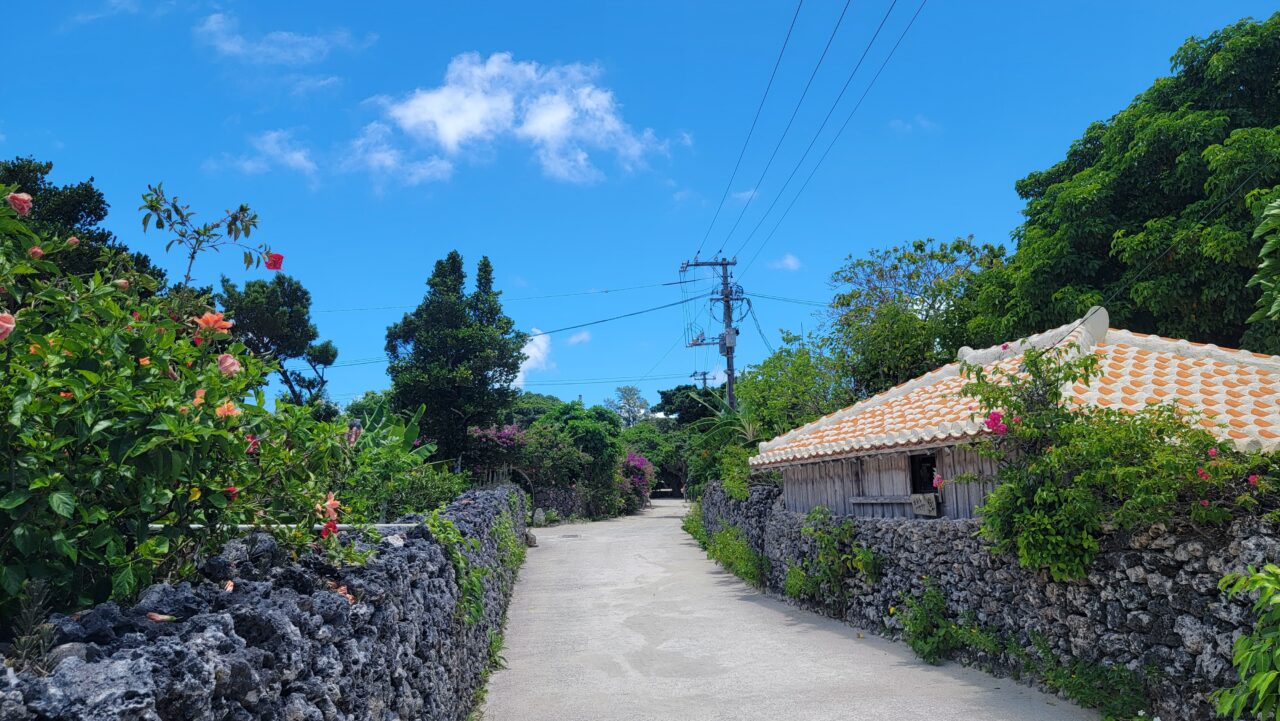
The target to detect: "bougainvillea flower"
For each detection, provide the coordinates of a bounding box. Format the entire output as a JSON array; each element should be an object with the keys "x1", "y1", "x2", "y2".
[
  {"x1": 28, "y1": 246, "x2": 44, "y2": 260},
  {"x1": 193, "y1": 388, "x2": 206, "y2": 406},
  {"x1": 215, "y1": 400, "x2": 241, "y2": 418},
  {"x1": 0, "y1": 313, "x2": 14, "y2": 342},
  {"x1": 264, "y1": 252, "x2": 284, "y2": 271},
  {"x1": 320, "y1": 520, "x2": 339, "y2": 539},
  {"x1": 225, "y1": 486, "x2": 239, "y2": 501},
  {"x1": 1199, "y1": 499, "x2": 1210, "y2": 507},
  {"x1": 193, "y1": 335, "x2": 204, "y2": 347},
  {"x1": 194, "y1": 311, "x2": 233, "y2": 332},
  {"x1": 1196, "y1": 468, "x2": 1211, "y2": 481},
  {"x1": 217, "y1": 353, "x2": 242, "y2": 376},
  {"x1": 1207, "y1": 447, "x2": 1218, "y2": 458},
  {"x1": 66, "y1": 236, "x2": 80, "y2": 247},
  {"x1": 244, "y1": 435, "x2": 259, "y2": 454},
  {"x1": 1001, "y1": 342, "x2": 1010, "y2": 350},
  {"x1": 6, "y1": 192, "x2": 32, "y2": 216},
  {"x1": 932, "y1": 472, "x2": 945, "y2": 490},
  {"x1": 1248, "y1": 474, "x2": 1260, "y2": 486}
]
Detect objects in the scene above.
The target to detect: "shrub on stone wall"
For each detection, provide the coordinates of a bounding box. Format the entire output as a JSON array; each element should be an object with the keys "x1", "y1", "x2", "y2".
[
  {"x1": 961, "y1": 345, "x2": 1275, "y2": 581},
  {"x1": 1, "y1": 486, "x2": 528, "y2": 721}
]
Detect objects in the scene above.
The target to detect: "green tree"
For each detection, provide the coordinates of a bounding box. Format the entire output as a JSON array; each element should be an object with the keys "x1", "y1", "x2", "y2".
[
  {"x1": 385, "y1": 252, "x2": 527, "y2": 465},
  {"x1": 970, "y1": 14, "x2": 1280, "y2": 353},
  {"x1": 217, "y1": 274, "x2": 337, "y2": 407},
  {"x1": 0, "y1": 156, "x2": 164, "y2": 283},
  {"x1": 522, "y1": 402, "x2": 625, "y2": 517},
  {"x1": 826, "y1": 236, "x2": 1001, "y2": 396},
  {"x1": 506, "y1": 391, "x2": 564, "y2": 428},
  {"x1": 653, "y1": 383, "x2": 721, "y2": 426},
  {"x1": 1249, "y1": 197, "x2": 1280, "y2": 322},
  {"x1": 604, "y1": 384, "x2": 650, "y2": 427},
  {"x1": 621, "y1": 420, "x2": 685, "y2": 491},
  {"x1": 737, "y1": 331, "x2": 850, "y2": 437}
]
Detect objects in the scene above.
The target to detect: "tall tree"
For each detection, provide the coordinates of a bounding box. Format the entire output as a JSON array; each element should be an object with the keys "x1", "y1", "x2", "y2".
[
  {"x1": 653, "y1": 384, "x2": 721, "y2": 427},
  {"x1": 736, "y1": 332, "x2": 851, "y2": 437},
  {"x1": 217, "y1": 274, "x2": 337, "y2": 406},
  {"x1": 604, "y1": 385, "x2": 650, "y2": 427},
  {"x1": 826, "y1": 236, "x2": 1002, "y2": 396},
  {"x1": 0, "y1": 156, "x2": 164, "y2": 283},
  {"x1": 970, "y1": 13, "x2": 1280, "y2": 354},
  {"x1": 385, "y1": 251, "x2": 527, "y2": 464}
]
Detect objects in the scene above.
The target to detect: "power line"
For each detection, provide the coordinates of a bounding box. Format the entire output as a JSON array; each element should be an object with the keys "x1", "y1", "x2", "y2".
[
  {"x1": 713, "y1": 0, "x2": 855, "y2": 258},
  {"x1": 739, "y1": 0, "x2": 929, "y2": 280},
  {"x1": 694, "y1": 0, "x2": 806, "y2": 259},
  {"x1": 314, "y1": 278, "x2": 702, "y2": 314},
  {"x1": 747, "y1": 302, "x2": 776, "y2": 354},
  {"x1": 748, "y1": 291, "x2": 827, "y2": 307},
  {"x1": 523, "y1": 373, "x2": 689, "y2": 387},
  {"x1": 730, "y1": 0, "x2": 900, "y2": 262},
  {"x1": 304, "y1": 296, "x2": 710, "y2": 371}
]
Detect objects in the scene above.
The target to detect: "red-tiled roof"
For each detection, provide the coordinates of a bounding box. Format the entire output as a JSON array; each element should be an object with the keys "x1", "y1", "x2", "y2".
[{"x1": 750, "y1": 307, "x2": 1280, "y2": 468}]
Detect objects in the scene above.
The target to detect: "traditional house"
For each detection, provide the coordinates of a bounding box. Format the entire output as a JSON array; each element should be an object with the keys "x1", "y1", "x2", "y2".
[{"x1": 749, "y1": 307, "x2": 1280, "y2": 519}]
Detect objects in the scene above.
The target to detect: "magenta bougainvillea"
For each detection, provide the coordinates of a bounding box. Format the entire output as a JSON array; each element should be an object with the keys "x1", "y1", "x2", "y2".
[{"x1": 620, "y1": 451, "x2": 653, "y2": 508}]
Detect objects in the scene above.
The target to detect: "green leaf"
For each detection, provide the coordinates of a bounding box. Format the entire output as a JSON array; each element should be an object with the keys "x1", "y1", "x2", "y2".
[
  {"x1": 48, "y1": 491, "x2": 76, "y2": 518},
  {"x1": 0, "y1": 489, "x2": 31, "y2": 510}
]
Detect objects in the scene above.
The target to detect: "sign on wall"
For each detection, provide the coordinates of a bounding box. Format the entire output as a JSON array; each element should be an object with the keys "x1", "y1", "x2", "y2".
[{"x1": 910, "y1": 493, "x2": 939, "y2": 517}]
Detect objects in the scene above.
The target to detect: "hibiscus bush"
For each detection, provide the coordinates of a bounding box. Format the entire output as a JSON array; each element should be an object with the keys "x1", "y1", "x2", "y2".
[
  {"x1": 0, "y1": 184, "x2": 348, "y2": 622},
  {"x1": 960, "y1": 344, "x2": 1275, "y2": 581}
]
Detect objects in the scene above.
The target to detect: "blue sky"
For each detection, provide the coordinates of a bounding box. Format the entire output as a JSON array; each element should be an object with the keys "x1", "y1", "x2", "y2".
[{"x1": 6, "y1": 1, "x2": 1275, "y2": 407}]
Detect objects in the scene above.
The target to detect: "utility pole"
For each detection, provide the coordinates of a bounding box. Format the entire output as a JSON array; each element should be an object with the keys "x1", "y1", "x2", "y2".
[
  {"x1": 690, "y1": 371, "x2": 710, "y2": 389},
  {"x1": 680, "y1": 256, "x2": 741, "y2": 410}
]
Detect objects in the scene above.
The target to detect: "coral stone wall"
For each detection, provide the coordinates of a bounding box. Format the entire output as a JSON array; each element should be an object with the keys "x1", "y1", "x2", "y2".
[
  {"x1": 700, "y1": 481, "x2": 1266, "y2": 721},
  {"x1": 529, "y1": 486, "x2": 584, "y2": 520},
  {"x1": 1, "y1": 486, "x2": 527, "y2": 721}
]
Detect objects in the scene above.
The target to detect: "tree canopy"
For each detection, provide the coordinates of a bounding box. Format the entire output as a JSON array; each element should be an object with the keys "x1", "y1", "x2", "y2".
[
  {"x1": 604, "y1": 385, "x2": 650, "y2": 427},
  {"x1": 217, "y1": 274, "x2": 337, "y2": 408},
  {"x1": 385, "y1": 252, "x2": 527, "y2": 464},
  {"x1": 968, "y1": 14, "x2": 1280, "y2": 354},
  {"x1": 0, "y1": 156, "x2": 164, "y2": 283}
]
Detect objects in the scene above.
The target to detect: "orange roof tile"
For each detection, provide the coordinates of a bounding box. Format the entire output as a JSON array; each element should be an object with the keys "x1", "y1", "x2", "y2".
[{"x1": 751, "y1": 307, "x2": 1280, "y2": 468}]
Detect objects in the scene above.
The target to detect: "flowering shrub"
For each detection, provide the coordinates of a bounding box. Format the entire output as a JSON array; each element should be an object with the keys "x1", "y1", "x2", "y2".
[
  {"x1": 618, "y1": 450, "x2": 653, "y2": 513},
  {"x1": 961, "y1": 344, "x2": 1272, "y2": 581},
  {"x1": 0, "y1": 184, "x2": 350, "y2": 620},
  {"x1": 468, "y1": 424, "x2": 526, "y2": 472}
]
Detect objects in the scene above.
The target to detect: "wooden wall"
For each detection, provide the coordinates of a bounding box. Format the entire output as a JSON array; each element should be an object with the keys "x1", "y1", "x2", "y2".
[{"x1": 778, "y1": 444, "x2": 997, "y2": 520}]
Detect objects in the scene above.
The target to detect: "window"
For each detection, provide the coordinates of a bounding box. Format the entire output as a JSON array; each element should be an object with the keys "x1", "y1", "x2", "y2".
[{"x1": 909, "y1": 453, "x2": 937, "y2": 495}]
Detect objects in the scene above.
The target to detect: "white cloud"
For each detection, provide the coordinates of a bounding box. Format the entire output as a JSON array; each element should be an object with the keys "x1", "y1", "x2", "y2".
[
  {"x1": 289, "y1": 74, "x2": 342, "y2": 96},
  {"x1": 567, "y1": 331, "x2": 591, "y2": 345},
  {"x1": 677, "y1": 131, "x2": 694, "y2": 147},
  {"x1": 342, "y1": 122, "x2": 453, "y2": 186},
  {"x1": 672, "y1": 188, "x2": 698, "y2": 203},
  {"x1": 769, "y1": 253, "x2": 802, "y2": 271},
  {"x1": 68, "y1": 0, "x2": 139, "y2": 26},
  {"x1": 515, "y1": 331, "x2": 552, "y2": 387},
  {"x1": 207, "y1": 129, "x2": 318, "y2": 179},
  {"x1": 382, "y1": 52, "x2": 661, "y2": 183},
  {"x1": 731, "y1": 188, "x2": 757, "y2": 202},
  {"x1": 888, "y1": 114, "x2": 940, "y2": 134},
  {"x1": 194, "y1": 13, "x2": 375, "y2": 66}
]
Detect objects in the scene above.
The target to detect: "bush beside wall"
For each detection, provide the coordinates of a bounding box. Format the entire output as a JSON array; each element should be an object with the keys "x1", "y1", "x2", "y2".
[
  {"x1": 1, "y1": 486, "x2": 528, "y2": 721},
  {"x1": 699, "y1": 481, "x2": 1264, "y2": 721}
]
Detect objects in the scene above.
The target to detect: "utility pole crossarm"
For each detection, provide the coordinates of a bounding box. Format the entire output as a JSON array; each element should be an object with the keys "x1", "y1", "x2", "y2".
[{"x1": 678, "y1": 255, "x2": 740, "y2": 410}]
